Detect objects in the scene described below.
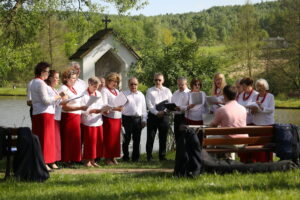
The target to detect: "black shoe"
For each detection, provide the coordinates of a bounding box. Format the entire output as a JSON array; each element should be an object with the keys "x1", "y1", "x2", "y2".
[
  {"x1": 122, "y1": 156, "x2": 130, "y2": 162},
  {"x1": 159, "y1": 157, "x2": 168, "y2": 161},
  {"x1": 147, "y1": 155, "x2": 153, "y2": 162},
  {"x1": 132, "y1": 158, "x2": 139, "y2": 162}
]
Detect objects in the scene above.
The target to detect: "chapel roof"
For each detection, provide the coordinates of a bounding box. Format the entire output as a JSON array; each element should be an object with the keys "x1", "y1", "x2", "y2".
[{"x1": 69, "y1": 28, "x2": 140, "y2": 60}]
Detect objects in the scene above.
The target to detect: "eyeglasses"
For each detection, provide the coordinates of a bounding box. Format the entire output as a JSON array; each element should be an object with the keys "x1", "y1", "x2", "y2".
[
  {"x1": 194, "y1": 83, "x2": 201, "y2": 86},
  {"x1": 154, "y1": 79, "x2": 162, "y2": 82},
  {"x1": 130, "y1": 83, "x2": 138, "y2": 86}
]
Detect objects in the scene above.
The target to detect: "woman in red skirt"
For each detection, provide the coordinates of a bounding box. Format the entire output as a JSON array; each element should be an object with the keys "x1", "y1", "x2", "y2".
[
  {"x1": 30, "y1": 62, "x2": 62, "y2": 171},
  {"x1": 101, "y1": 72, "x2": 123, "y2": 165},
  {"x1": 59, "y1": 67, "x2": 87, "y2": 165},
  {"x1": 81, "y1": 77, "x2": 110, "y2": 167}
]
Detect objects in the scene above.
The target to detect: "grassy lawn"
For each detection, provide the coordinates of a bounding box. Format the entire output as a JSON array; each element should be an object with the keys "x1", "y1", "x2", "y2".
[
  {"x1": 275, "y1": 98, "x2": 300, "y2": 108},
  {"x1": 0, "y1": 88, "x2": 26, "y2": 96},
  {"x1": 0, "y1": 152, "x2": 300, "y2": 200}
]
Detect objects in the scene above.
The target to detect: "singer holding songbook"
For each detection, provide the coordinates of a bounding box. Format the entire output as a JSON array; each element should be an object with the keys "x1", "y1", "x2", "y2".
[
  {"x1": 101, "y1": 72, "x2": 124, "y2": 165},
  {"x1": 81, "y1": 77, "x2": 109, "y2": 167},
  {"x1": 121, "y1": 77, "x2": 147, "y2": 162},
  {"x1": 146, "y1": 73, "x2": 172, "y2": 161},
  {"x1": 59, "y1": 67, "x2": 87, "y2": 165}
]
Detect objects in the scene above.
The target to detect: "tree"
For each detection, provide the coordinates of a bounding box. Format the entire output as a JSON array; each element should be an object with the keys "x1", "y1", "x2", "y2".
[{"x1": 227, "y1": 1, "x2": 266, "y2": 77}]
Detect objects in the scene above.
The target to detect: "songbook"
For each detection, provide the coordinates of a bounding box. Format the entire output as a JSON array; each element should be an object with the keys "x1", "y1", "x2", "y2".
[
  {"x1": 165, "y1": 103, "x2": 177, "y2": 111},
  {"x1": 206, "y1": 96, "x2": 219, "y2": 105},
  {"x1": 155, "y1": 100, "x2": 168, "y2": 111},
  {"x1": 190, "y1": 92, "x2": 203, "y2": 105},
  {"x1": 245, "y1": 102, "x2": 259, "y2": 109},
  {"x1": 113, "y1": 91, "x2": 128, "y2": 107},
  {"x1": 66, "y1": 94, "x2": 84, "y2": 103},
  {"x1": 86, "y1": 95, "x2": 101, "y2": 107}
]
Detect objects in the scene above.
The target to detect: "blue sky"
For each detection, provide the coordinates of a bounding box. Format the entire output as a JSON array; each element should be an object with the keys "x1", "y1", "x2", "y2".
[{"x1": 104, "y1": 0, "x2": 276, "y2": 16}]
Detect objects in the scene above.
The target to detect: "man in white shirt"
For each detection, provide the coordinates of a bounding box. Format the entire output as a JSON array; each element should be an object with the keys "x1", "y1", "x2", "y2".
[
  {"x1": 70, "y1": 61, "x2": 87, "y2": 95},
  {"x1": 171, "y1": 77, "x2": 190, "y2": 143},
  {"x1": 146, "y1": 73, "x2": 172, "y2": 161},
  {"x1": 122, "y1": 77, "x2": 147, "y2": 162}
]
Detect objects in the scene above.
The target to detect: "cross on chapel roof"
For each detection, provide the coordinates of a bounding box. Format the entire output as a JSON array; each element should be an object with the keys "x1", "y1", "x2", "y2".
[{"x1": 102, "y1": 16, "x2": 111, "y2": 30}]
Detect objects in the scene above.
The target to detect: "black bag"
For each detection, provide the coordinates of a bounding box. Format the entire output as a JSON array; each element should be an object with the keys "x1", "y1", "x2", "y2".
[
  {"x1": 274, "y1": 123, "x2": 300, "y2": 164},
  {"x1": 13, "y1": 127, "x2": 50, "y2": 182},
  {"x1": 173, "y1": 128, "x2": 202, "y2": 178},
  {"x1": 201, "y1": 149, "x2": 297, "y2": 174}
]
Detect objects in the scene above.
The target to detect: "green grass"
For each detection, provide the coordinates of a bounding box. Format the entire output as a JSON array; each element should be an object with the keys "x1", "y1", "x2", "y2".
[
  {"x1": 1, "y1": 151, "x2": 300, "y2": 200},
  {"x1": 275, "y1": 98, "x2": 300, "y2": 108},
  {"x1": 1, "y1": 169, "x2": 299, "y2": 200},
  {"x1": 0, "y1": 88, "x2": 26, "y2": 96}
]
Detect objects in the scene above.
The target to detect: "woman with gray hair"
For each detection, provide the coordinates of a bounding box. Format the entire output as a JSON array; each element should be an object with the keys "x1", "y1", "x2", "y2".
[{"x1": 247, "y1": 78, "x2": 275, "y2": 163}]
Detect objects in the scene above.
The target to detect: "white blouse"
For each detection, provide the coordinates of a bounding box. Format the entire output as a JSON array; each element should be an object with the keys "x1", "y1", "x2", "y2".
[
  {"x1": 30, "y1": 78, "x2": 56, "y2": 115},
  {"x1": 60, "y1": 85, "x2": 82, "y2": 115},
  {"x1": 146, "y1": 86, "x2": 172, "y2": 115},
  {"x1": 185, "y1": 91, "x2": 209, "y2": 121},
  {"x1": 171, "y1": 88, "x2": 190, "y2": 115},
  {"x1": 252, "y1": 93, "x2": 275, "y2": 125},
  {"x1": 101, "y1": 87, "x2": 122, "y2": 119},
  {"x1": 236, "y1": 90, "x2": 258, "y2": 124},
  {"x1": 81, "y1": 90, "x2": 105, "y2": 126}
]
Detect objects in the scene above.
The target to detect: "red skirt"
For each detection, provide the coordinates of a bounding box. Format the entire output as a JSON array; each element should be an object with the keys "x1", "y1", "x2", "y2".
[
  {"x1": 32, "y1": 113, "x2": 56, "y2": 164},
  {"x1": 239, "y1": 124, "x2": 273, "y2": 163},
  {"x1": 60, "y1": 113, "x2": 82, "y2": 162},
  {"x1": 185, "y1": 118, "x2": 203, "y2": 125},
  {"x1": 82, "y1": 124, "x2": 103, "y2": 159},
  {"x1": 54, "y1": 120, "x2": 61, "y2": 161},
  {"x1": 102, "y1": 116, "x2": 121, "y2": 158}
]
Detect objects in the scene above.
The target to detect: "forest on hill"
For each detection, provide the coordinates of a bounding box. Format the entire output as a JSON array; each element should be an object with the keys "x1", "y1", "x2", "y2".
[{"x1": 0, "y1": 0, "x2": 299, "y2": 96}]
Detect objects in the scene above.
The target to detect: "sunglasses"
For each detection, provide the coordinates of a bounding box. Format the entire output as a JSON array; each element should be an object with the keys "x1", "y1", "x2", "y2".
[
  {"x1": 130, "y1": 83, "x2": 138, "y2": 86},
  {"x1": 194, "y1": 83, "x2": 201, "y2": 86},
  {"x1": 154, "y1": 79, "x2": 162, "y2": 82}
]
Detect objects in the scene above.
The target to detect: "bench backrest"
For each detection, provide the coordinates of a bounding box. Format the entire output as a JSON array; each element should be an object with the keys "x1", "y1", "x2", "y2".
[{"x1": 203, "y1": 126, "x2": 274, "y2": 146}]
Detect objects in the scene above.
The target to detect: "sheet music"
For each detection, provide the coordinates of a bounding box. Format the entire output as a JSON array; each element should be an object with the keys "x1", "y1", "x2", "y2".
[
  {"x1": 206, "y1": 96, "x2": 219, "y2": 105},
  {"x1": 66, "y1": 94, "x2": 84, "y2": 103},
  {"x1": 190, "y1": 92, "x2": 203, "y2": 105},
  {"x1": 245, "y1": 102, "x2": 259, "y2": 108},
  {"x1": 113, "y1": 91, "x2": 128, "y2": 107},
  {"x1": 86, "y1": 95, "x2": 101, "y2": 107}
]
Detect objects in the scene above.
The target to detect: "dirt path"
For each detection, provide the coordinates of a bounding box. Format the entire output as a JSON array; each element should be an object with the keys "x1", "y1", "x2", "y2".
[{"x1": 53, "y1": 168, "x2": 173, "y2": 175}]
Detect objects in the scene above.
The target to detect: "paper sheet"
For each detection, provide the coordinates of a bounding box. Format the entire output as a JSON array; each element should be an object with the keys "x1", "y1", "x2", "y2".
[
  {"x1": 190, "y1": 92, "x2": 203, "y2": 105},
  {"x1": 206, "y1": 96, "x2": 219, "y2": 105},
  {"x1": 86, "y1": 95, "x2": 101, "y2": 107},
  {"x1": 66, "y1": 94, "x2": 84, "y2": 103},
  {"x1": 113, "y1": 91, "x2": 128, "y2": 107}
]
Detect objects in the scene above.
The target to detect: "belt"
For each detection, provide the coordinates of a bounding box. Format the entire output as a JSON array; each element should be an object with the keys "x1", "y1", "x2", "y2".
[{"x1": 122, "y1": 115, "x2": 141, "y2": 119}]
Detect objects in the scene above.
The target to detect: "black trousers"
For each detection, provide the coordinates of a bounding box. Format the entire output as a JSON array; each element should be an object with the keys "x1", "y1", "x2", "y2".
[
  {"x1": 174, "y1": 114, "x2": 186, "y2": 143},
  {"x1": 122, "y1": 115, "x2": 143, "y2": 161},
  {"x1": 146, "y1": 112, "x2": 169, "y2": 159}
]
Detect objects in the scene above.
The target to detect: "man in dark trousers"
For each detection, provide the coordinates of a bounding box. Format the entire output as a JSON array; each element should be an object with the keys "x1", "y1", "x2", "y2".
[
  {"x1": 146, "y1": 73, "x2": 172, "y2": 161},
  {"x1": 122, "y1": 77, "x2": 147, "y2": 162}
]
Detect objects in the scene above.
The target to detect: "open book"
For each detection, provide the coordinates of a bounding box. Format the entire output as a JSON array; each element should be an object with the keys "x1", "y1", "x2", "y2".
[
  {"x1": 165, "y1": 103, "x2": 177, "y2": 111},
  {"x1": 245, "y1": 102, "x2": 259, "y2": 109}
]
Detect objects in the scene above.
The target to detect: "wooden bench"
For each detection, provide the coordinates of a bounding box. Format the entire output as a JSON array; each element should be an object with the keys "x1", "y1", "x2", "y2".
[
  {"x1": 190, "y1": 126, "x2": 275, "y2": 154},
  {"x1": 0, "y1": 128, "x2": 18, "y2": 180}
]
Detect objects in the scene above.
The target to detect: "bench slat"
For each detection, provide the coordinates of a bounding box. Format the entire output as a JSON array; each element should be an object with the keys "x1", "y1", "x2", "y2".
[
  {"x1": 206, "y1": 146, "x2": 274, "y2": 153},
  {"x1": 204, "y1": 126, "x2": 274, "y2": 136},
  {"x1": 203, "y1": 136, "x2": 273, "y2": 146}
]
